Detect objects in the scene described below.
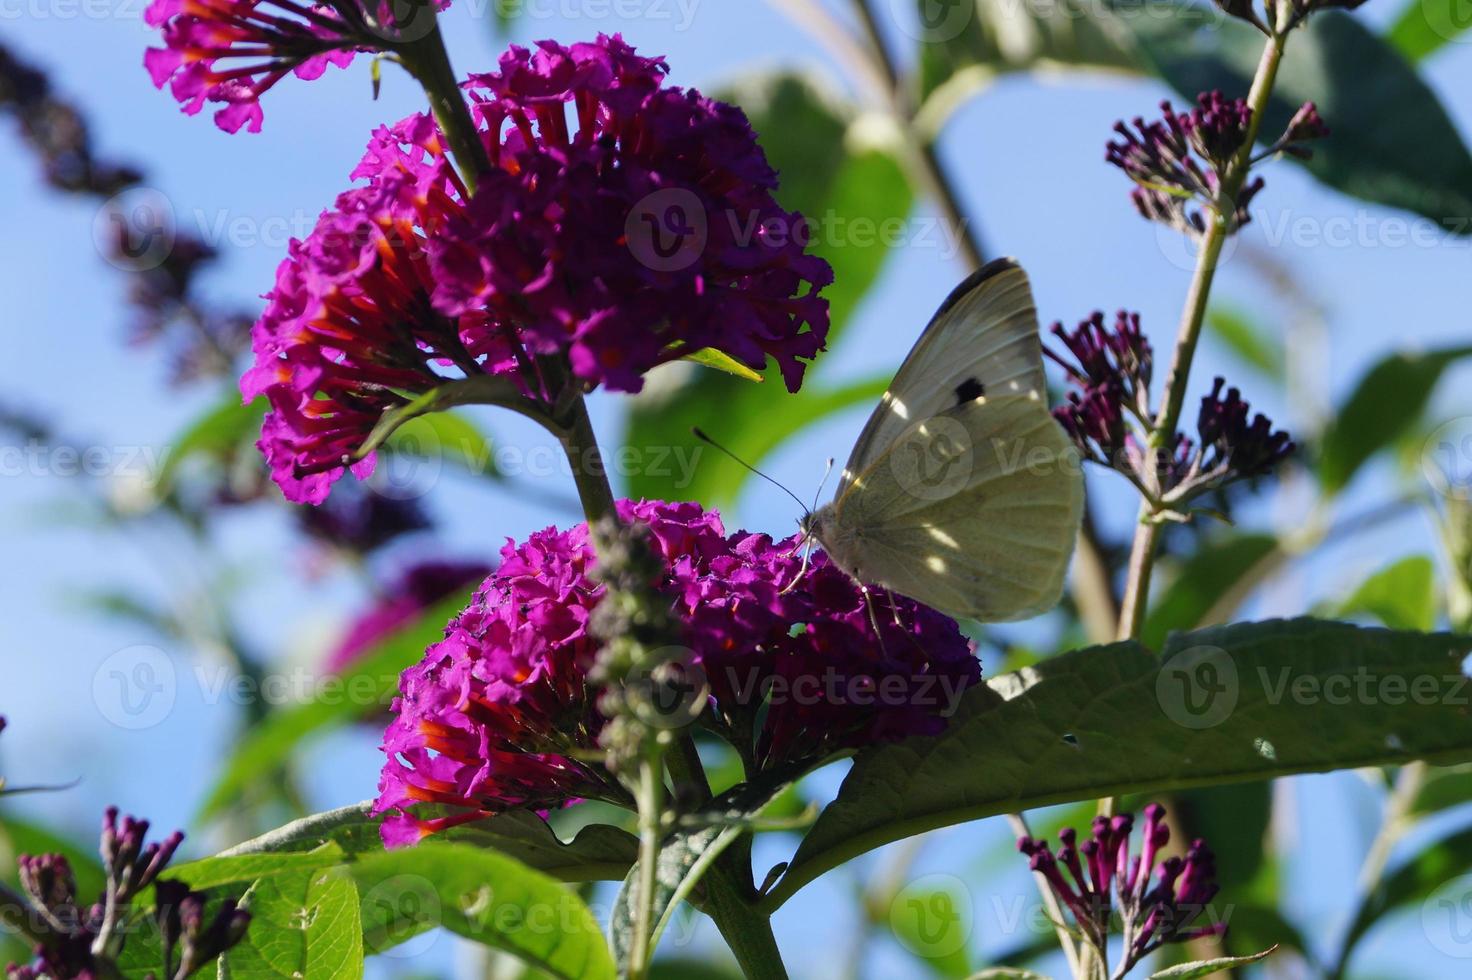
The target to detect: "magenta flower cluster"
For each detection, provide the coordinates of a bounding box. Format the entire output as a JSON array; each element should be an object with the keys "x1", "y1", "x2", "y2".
[
  {"x1": 1018, "y1": 804, "x2": 1224, "y2": 975},
  {"x1": 144, "y1": 0, "x2": 450, "y2": 134},
  {"x1": 234, "y1": 35, "x2": 831, "y2": 503},
  {"x1": 374, "y1": 500, "x2": 976, "y2": 845}
]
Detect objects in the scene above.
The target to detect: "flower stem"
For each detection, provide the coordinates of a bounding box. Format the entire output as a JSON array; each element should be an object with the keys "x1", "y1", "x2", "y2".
[
  {"x1": 705, "y1": 853, "x2": 791, "y2": 980},
  {"x1": 393, "y1": 3, "x2": 490, "y2": 190},
  {"x1": 628, "y1": 741, "x2": 667, "y2": 979},
  {"x1": 1116, "y1": 29, "x2": 1288, "y2": 645}
]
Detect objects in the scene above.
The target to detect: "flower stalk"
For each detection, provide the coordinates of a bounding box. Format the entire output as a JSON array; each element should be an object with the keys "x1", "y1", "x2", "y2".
[{"x1": 1117, "y1": 29, "x2": 1289, "y2": 643}]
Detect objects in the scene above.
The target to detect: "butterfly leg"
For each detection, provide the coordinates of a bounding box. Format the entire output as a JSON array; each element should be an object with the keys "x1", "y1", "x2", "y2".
[
  {"x1": 860, "y1": 584, "x2": 890, "y2": 657},
  {"x1": 779, "y1": 535, "x2": 816, "y2": 595}
]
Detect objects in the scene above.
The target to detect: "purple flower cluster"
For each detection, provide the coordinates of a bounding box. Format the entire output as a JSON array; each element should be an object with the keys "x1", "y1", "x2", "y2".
[
  {"x1": 1107, "y1": 92, "x2": 1264, "y2": 234},
  {"x1": 432, "y1": 38, "x2": 832, "y2": 393},
  {"x1": 1018, "y1": 805, "x2": 1224, "y2": 976},
  {"x1": 1107, "y1": 92, "x2": 1328, "y2": 235},
  {"x1": 144, "y1": 0, "x2": 449, "y2": 133},
  {"x1": 374, "y1": 500, "x2": 976, "y2": 846},
  {"x1": 240, "y1": 36, "x2": 831, "y2": 504},
  {"x1": 4, "y1": 808, "x2": 248, "y2": 980},
  {"x1": 1048, "y1": 311, "x2": 1292, "y2": 502}
]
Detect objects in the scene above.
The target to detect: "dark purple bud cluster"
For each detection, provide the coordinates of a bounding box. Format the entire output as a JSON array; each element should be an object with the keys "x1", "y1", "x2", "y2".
[
  {"x1": 1279, "y1": 102, "x2": 1330, "y2": 159},
  {"x1": 154, "y1": 882, "x2": 251, "y2": 980},
  {"x1": 1107, "y1": 92, "x2": 1326, "y2": 235},
  {"x1": 1017, "y1": 804, "x2": 1225, "y2": 976},
  {"x1": 3, "y1": 807, "x2": 249, "y2": 980},
  {"x1": 1048, "y1": 315, "x2": 1293, "y2": 504},
  {"x1": 1192, "y1": 378, "x2": 1296, "y2": 486},
  {"x1": 1107, "y1": 92, "x2": 1261, "y2": 235}
]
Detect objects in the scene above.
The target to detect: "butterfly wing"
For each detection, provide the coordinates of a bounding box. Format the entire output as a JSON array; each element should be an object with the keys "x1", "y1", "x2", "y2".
[
  {"x1": 837, "y1": 257, "x2": 1045, "y2": 498},
  {"x1": 827, "y1": 392, "x2": 1083, "y2": 622}
]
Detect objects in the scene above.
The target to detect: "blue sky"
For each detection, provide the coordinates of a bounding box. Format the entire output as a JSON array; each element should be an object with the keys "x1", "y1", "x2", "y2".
[{"x1": 3, "y1": 1, "x2": 1472, "y2": 976}]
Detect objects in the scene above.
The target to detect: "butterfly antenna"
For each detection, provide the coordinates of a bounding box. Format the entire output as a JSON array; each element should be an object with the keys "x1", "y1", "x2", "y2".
[
  {"x1": 810, "y1": 457, "x2": 835, "y2": 515},
  {"x1": 692, "y1": 427, "x2": 811, "y2": 517}
]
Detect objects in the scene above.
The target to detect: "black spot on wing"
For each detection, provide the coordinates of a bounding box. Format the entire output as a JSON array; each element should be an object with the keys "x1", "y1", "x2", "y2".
[{"x1": 954, "y1": 377, "x2": 985, "y2": 405}]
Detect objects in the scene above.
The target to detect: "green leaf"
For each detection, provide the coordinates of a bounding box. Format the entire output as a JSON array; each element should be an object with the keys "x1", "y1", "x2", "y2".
[
  {"x1": 0, "y1": 815, "x2": 106, "y2": 898},
  {"x1": 1336, "y1": 556, "x2": 1439, "y2": 631},
  {"x1": 765, "y1": 619, "x2": 1472, "y2": 909},
  {"x1": 198, "y1": 589, "x2": 474, "y2": 821},
  {"x1": 155, "y1": 394, "x2": 265, "y2": 492},
  {"x1": 1335, "y1": 825, "x2": 1472, "y2": 970},
  {"x1": 211, "y1": 801, "x2": 637, "y2": 883},
  {"x1": 625, "y1": 371, "x2": 890, "y2": 508},
  {"x1": 1387, "y1": 0, "x2": 1472, "y2": 62},
  {"x1": 680, "y1": 348, "x2": 765, "y2": 383},
  {"x1": 1319, "y1": 346, "x2": 1472, "y2": 494},
  {"x1": 1148, "y1": 946, "x2": 1277, "y2": 978},
  {"x1": 385, "y1": 411, "x2": 502, "y2": 480},
  {"x1": 1205, "y1": 307, "x2": 1284, "y2": 383},
  {"x1": 917, "y1": 0, "x2": 1140, "y2": 97},
  {"x1": 1410, "y1": 762, "x2": 1472, "y2": 816},
  {"x1": 220, "y1": 869, "x2": 363, "y2": 980},
  {"x1": 1126, "y1": 7, "x2": 1472, "y2": 229},
  {"x1": 166, "y1": 845, "x2": 349, "y2": 892},
  {"x1": 965, "y1": 970, "x2": 1054, "y2": 980},
  {"x1": 1170, "y1": 781, "x2": 1272, "y2": 894},
  {"x1": 350, "y1": 844, "x2": 615, "y2": 980},
  {"x1": 1142, "y1": 533, "x2": 1280, "y2": 650}
]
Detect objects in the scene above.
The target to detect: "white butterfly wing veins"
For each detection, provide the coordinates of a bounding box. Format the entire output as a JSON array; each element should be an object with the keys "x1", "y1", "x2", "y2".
[{"x1": 812, "y1": 258, "x2": 1085, "y2": 622}]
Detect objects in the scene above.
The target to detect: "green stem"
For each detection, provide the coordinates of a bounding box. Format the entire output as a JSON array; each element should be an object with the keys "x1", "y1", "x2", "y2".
[
  {"x1": 555, "y1": 392, "x2": 619, "y2": 528},
  {"x1": 705, "y1": 852, "x2": 790, "y2": 980},
  {"x1": 1116, "y1": 30, "x2": 1288, "y2": 647},
  {"x1": 628, "y1": 744, "x2": 667, "y2": 980},
  {"x1": 394, "y1": 5, "x2": 490, "y2": 190}
]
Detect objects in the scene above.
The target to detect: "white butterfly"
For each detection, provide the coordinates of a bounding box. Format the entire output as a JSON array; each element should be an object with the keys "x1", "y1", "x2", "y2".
[{"x1": 803, "y1": 257, "x2": 1084, "y2": 622}]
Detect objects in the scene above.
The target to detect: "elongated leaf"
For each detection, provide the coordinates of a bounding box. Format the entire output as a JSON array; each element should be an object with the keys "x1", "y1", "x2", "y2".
[
  {"x1": 385, "y1": 411, "x2": 502, "y2": 480},
  {"x1": 1149, "y1": 946, "x2": 1276, "y2": 978},
  {"x1": 682, "y1": 348, "x2": 765, "y2": 382},
  {"x1": 765, "y1": 620, "x2": 1472, "y2": 909},
  {"x1": 1319, "y1": 346, "x2": 1472, "y2": 494},
  {"x1": 1335, "y1": 556, "x2": 1439, "y2": 631},
  {"x1": 220, "y1": 869, "x2": 363, "y2": 980},
  {"x1": 1205, "y1": 308, "x2": 1284, "y2": 383},
  {"x1": 1126, "y1": 7, "x2": 1472, "y2": 229},
  {"x1": 154, "y1": 394, "x2": 265, "y2": 492},
  {"x1": 1411, "y1": 762, "x2": 1472, "y2": 816},
  {"x1": 166, "y1": 845, "x2": 348, "y2": 892},
  {"x1": 0, "y1": 816, "x2": 106, "y2": 897},
  {"x1": 918, "y1": 0, "x2": 1140, "y2": 97},
  {"x1": 350, "y1": 844, "x2": 615, "y2": 980},
  {"x1": 198, "y1": 590, "x2": 474, "y2": 820},
  {"x1": 626, "y1": 371, "x2": 890, "y2": 508},
  {"x1": 1387, "y1": 0, "x2": 1472, "y2": 62},
  {"x1": 213, "y1": 801, "x2": 637, "y2": 882}
]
